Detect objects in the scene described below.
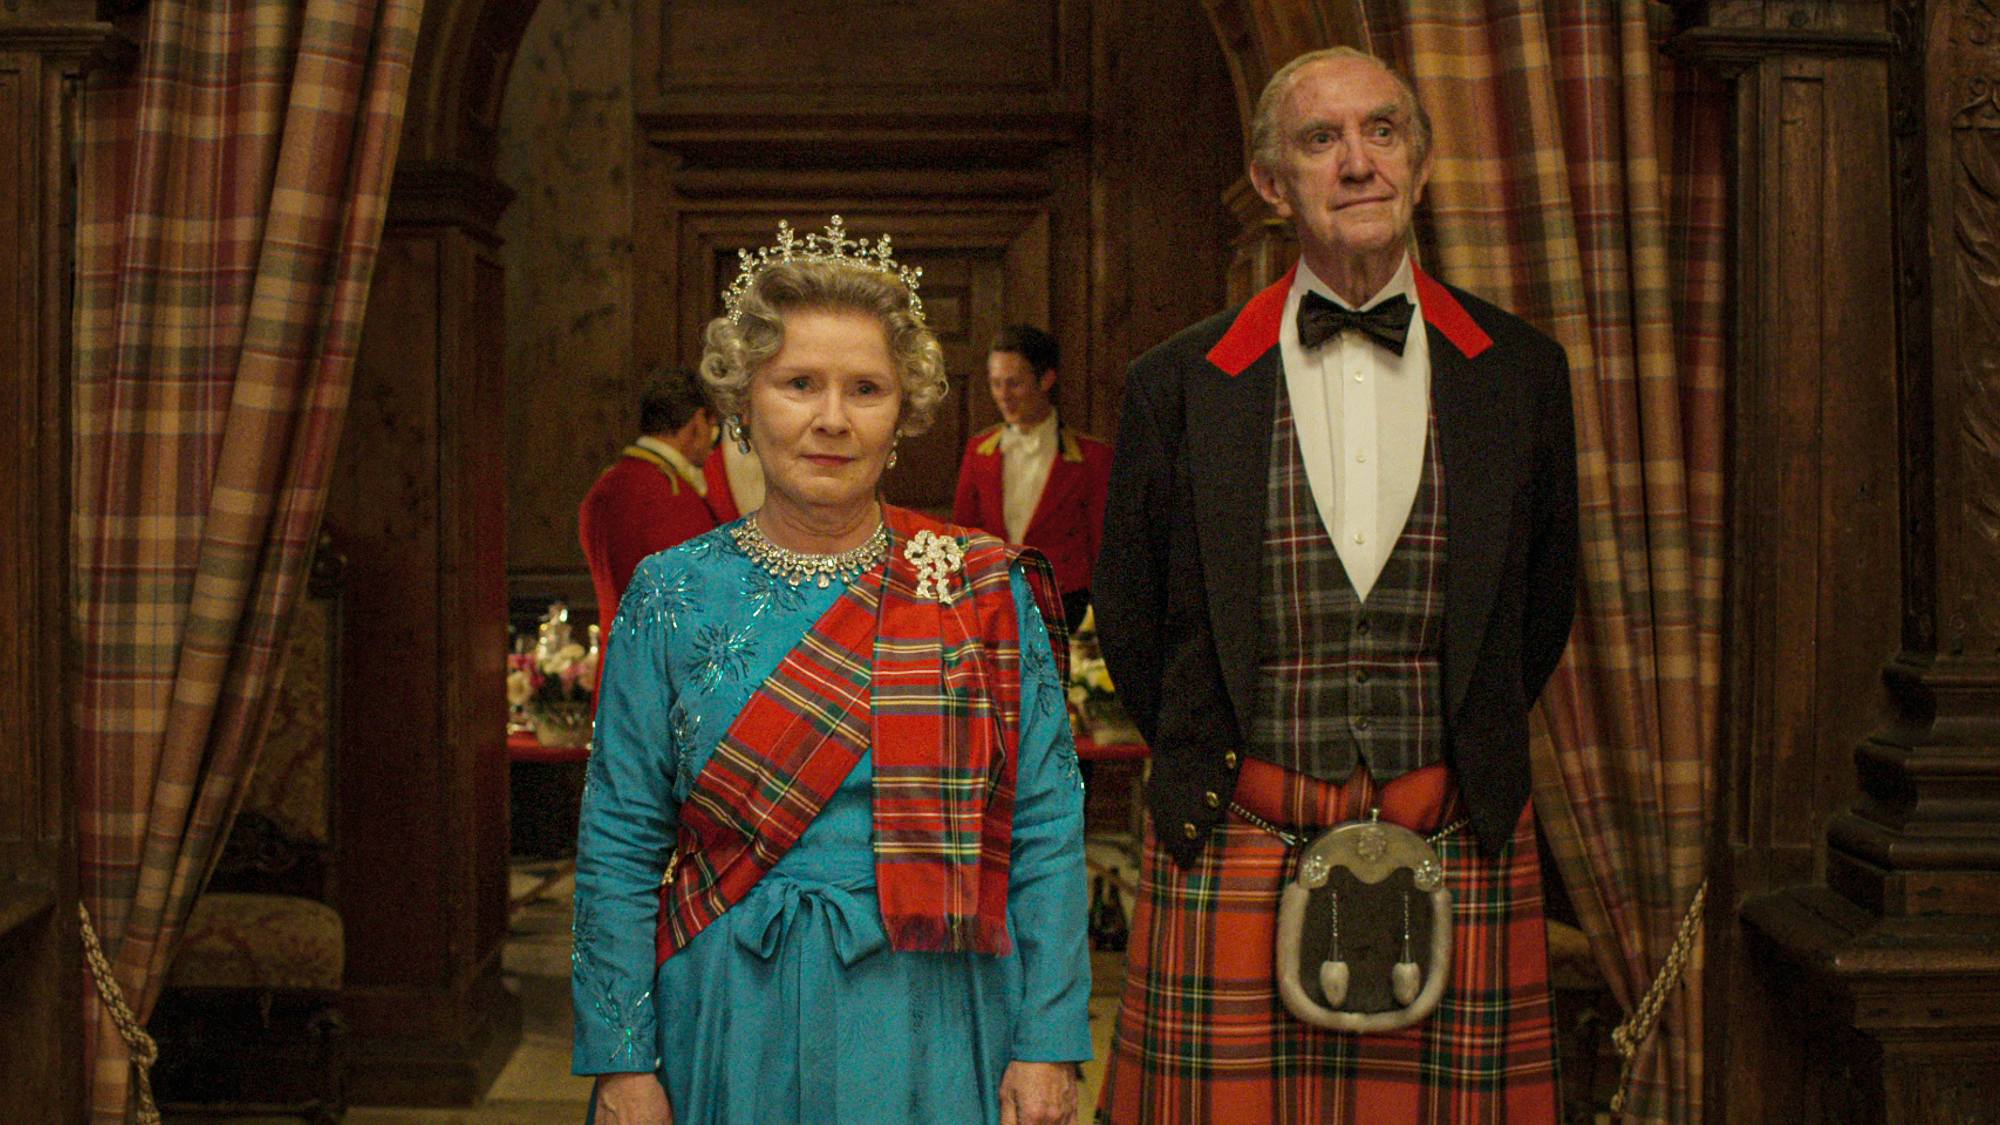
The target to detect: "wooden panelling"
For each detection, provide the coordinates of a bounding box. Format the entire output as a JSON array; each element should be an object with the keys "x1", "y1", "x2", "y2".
[
  {"x1": 332, "y1": 231, "x2": 449, "y2": 986},
  {"x1": 1693, "y1": 1, "x2": 2000, "y2": 1120},
  {"x1": 1090, "y1": 0, "x2": 1241, "y2": 424},
  {"x1": 327, "y1": 188, "x2": 521, "y2": 1105},
  {"x1": 1693, "y1": 17, "x2": 1903, "y2": 1116},
  {"x1": 466, "y1": 252, "x2": 513, "y2": 965},
  {"x1": 0, "y1": 59, "x2": 31, "y2": 856},
  {"x1": 0, "y1": 18, "x2": 115, "y2": 1121},
  {"x1": 640, "y1": 0, "x2": 1089, "y2": 118},
  {"x1": 497, "y1": 0, "x2": 635, "y2": 597}
]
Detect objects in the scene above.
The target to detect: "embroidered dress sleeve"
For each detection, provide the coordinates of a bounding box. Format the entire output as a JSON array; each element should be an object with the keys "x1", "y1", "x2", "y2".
[
  {"x1": 1004, "y1": 566, "x2": 1093, "y2": 1062},
  {"x1": 572, "y1": 553, "x2": 681, "y2": 1076}
]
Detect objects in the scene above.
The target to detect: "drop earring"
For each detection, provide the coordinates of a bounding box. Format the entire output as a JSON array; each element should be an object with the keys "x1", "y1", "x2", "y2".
[
  {"x1": 727, "y1": 414, "x2": 750, "y2": 454},
  {"x1": 886, "y1": 443, "x2": 899, "y2": 470}
]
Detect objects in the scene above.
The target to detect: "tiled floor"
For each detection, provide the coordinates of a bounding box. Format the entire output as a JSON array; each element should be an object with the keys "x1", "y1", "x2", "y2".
[{"x1": 336, "y1": 842, "x2": 1138, "y2": 1123}]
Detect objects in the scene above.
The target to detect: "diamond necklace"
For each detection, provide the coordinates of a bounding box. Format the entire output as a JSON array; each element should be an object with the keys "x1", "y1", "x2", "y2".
[{"x1": 731, "y1": 513, "x2": 890, "y2": 589}]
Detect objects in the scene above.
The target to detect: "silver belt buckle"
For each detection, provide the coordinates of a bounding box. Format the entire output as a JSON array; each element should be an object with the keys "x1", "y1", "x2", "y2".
[{"x1": 1275, "y1": 811, "x2": 1451, "y2": 1031}]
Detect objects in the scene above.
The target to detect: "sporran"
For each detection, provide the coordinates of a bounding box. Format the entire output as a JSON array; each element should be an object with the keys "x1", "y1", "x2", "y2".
[{"x1": 1273, "y1": 813, "x2": 1452, "y2": 1032}]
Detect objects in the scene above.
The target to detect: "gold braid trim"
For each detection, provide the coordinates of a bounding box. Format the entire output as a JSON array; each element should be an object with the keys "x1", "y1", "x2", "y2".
[
  {"x1": 78, "y1": 903, "x2": 161, "y2": 1125},
  {"x1": 1609, "y1": 880, "x2": 1707, "y2": 1115}
]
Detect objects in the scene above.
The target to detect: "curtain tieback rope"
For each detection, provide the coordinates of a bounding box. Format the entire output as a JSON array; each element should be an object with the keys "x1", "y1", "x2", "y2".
[
  {"x1": 79, "y1": 903, "x2": 162, "y2": 1125},
  {"x1": 1608, "y1": 879, "x2": 1707, "y2": 1114}
]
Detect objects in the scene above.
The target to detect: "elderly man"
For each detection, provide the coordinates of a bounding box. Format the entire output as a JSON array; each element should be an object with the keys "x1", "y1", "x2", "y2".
[{"x1": 1094, "y1": 47, "x2": 1576, "y2": 1122}]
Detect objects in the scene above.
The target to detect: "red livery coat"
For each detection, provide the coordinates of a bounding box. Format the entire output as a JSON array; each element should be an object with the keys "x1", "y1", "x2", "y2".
[
  {"x1": 578, "y1": 446, "x2": 725, "y2": 633},
  {"x1": 951, "y1": 420, "x2": 1112, "y2": 596},
  {"x1": 701, "y1": 445, "x2": 741, "y2": 524}
]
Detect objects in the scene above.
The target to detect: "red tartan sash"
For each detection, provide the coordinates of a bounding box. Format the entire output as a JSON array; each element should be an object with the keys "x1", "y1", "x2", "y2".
[{"x1": 656, "y1": 506, "x2": 1067, "y2": 963}]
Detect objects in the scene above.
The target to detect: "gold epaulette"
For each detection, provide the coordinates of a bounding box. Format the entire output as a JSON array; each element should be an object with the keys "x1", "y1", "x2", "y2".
[{"x1": 621, "y1": 444, "x2": 682, "y2": 494}]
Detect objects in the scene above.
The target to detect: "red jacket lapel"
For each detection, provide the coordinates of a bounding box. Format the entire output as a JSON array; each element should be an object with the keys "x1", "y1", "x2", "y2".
[
  {"x1": 1204, "y1": 261, "x2": 1494, "y2": 376},
  {"x1": 1021, "y1": 428, "x2": 1086, "y2": 541}
]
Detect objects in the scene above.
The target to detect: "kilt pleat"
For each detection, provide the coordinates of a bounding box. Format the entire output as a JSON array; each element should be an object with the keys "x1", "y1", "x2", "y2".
[{"x1": 1100, "y1": 760, "x2": 1558, "y2": 1124}]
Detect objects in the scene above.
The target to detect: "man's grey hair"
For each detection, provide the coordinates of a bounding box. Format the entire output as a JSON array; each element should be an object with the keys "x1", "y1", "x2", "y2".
[{"x1": 1248, "y1": 47, "x2": 1433, "y2": 173}]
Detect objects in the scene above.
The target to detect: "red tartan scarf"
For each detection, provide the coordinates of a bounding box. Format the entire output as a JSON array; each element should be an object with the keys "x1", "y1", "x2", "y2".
[{"x1": 656, "y1": 506, "x2": 1067, "y2": 963}]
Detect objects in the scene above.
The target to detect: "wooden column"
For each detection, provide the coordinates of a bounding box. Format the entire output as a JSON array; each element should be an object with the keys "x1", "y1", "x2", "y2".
[
  {"x1": 1221, "y1": 175, "x2": 1292, "y2": 305},
  {"x1": 1687, "y1": 1, "x2": 2000, "y2": 1119},
  {"x1": 323, "y1": 159, "x2": 521, "y2": 1106},
  {"x1": 0, "y1": 9, "x2": 123, "y2": 1121}
]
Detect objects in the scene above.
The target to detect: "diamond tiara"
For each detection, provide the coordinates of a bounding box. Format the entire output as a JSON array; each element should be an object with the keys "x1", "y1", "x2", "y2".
[{"x1": 722, "y1": 215, "x2": 924, "y2": 325}]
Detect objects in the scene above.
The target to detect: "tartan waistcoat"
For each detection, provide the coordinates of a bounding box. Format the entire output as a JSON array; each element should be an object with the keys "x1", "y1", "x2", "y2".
[{"x1": 1248, "y1": 372, "x2": 1447, "y2": 782}]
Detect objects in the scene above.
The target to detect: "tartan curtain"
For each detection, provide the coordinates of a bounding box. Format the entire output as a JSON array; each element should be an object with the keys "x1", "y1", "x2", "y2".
[
  {"x1": 72, "y1": 2, "x2": 424, "y2": 1118},
  {"x1": 1358, "y1": 2, "x2": 1727, "y2": 1120}
]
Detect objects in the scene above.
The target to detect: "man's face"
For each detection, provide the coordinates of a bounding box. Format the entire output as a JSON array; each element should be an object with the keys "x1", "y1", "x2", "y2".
[
  {"x1": 987, "y1": 350, "x2": 1056, "y2": 427},
  {"x1": 1251, "y1": 57, "x2": 1432, "y2": 269}
]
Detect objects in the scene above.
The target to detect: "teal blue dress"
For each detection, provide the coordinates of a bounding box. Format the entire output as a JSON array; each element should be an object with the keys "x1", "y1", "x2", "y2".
[{"x1": 571, "y1": 524, "x2": 1092, "y2": 1124}]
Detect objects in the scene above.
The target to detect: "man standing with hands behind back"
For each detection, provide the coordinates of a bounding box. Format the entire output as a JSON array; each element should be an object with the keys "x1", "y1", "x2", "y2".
[
  {"x1": 954, "y1": 325, "x2": 1112, "y2": 632},
  {"x1": 578, "y1": 367, "x2": 726, "y2": 639},
  {"x1": 1094, "y1": 47, "x2": 1577, "y2": 1122}
]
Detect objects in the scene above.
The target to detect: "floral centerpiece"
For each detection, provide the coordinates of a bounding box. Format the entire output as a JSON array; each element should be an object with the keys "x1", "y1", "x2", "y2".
[
  {"x1": 507, "y1": 602, "x2": 600, "y2": 747},
  {"x1": 1067, "y1": 606, "x2": 1140, "y2": 745}
]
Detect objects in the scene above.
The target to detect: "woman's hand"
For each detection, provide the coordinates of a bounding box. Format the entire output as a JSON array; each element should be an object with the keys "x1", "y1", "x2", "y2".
[
  {"x1": 593, "y1": 1072, "x2": 672, "y2": 1125},
  {"x1": 1000, "y1": 1059, "x2": 1079, "y2": 1125}
]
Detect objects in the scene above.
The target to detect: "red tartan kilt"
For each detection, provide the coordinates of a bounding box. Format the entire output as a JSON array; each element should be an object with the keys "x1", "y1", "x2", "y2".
[{"x1": 1099, "y1": 760, "x2": 1558, "y2": 1124}]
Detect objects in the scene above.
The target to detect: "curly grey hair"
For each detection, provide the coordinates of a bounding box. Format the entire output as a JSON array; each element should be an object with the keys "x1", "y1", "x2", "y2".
[
  {"x1": 1249, "y1": 47, "x2": 1433, "y2": 175},
  {"x1": 699, "y1": 258, "x2": 948, "y2": 437}
]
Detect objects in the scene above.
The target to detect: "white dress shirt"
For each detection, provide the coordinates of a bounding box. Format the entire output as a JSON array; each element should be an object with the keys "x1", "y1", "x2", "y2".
[
  {"x1": 635, "y1": 434, "x2": 707, "y2": 496},
  {"x1": 1277, "y1": 255, "x2": 1430, "y2": 601},
  {"x1": 999, "y1": 411, "x2": 1059, "y2": 543}
]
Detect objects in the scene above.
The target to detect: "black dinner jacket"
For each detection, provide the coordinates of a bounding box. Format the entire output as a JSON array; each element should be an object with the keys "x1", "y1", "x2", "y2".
[{"x1": 1094, "y1": 263, "x2": 1578, "y2": 865}]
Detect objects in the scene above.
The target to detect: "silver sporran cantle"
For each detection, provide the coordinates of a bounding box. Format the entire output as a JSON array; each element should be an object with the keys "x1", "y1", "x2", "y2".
[{"x1": 1274, "y1": 815, "x2": 1452, "y2": 1031}]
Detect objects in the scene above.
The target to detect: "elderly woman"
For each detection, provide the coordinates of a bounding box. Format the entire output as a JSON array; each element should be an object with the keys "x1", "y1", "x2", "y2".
[{"x1": 571, "y1": 218, "x2": 1092, "y2": 1125}]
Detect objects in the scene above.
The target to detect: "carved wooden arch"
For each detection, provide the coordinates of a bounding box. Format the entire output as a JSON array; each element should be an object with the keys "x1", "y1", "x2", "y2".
[
  {"x1": 1191, "y1": 0, "x2": 1368, "y2": 297},
  {"x1": 399, "y1": 0, "x2": 542, "y2": 172},
  {"x1": 1195, "y1": 0, "x2": 1369, "y2": 165}
]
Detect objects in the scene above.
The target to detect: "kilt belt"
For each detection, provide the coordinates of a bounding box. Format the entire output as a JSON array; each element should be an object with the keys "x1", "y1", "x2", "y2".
[{"x1": 1248, "y1": 372, "x2": 1445, "y2": 783}]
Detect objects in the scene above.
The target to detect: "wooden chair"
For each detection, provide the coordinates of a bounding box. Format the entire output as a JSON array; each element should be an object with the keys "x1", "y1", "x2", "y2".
[{"x1": 154, "y1": 535, "x2": 347, "y2": 1123}]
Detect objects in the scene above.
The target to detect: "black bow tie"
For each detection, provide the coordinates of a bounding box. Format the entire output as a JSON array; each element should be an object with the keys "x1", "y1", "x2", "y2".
[{"x1": 1296, "y1": 290, "x2": 1415, "y2": 355}]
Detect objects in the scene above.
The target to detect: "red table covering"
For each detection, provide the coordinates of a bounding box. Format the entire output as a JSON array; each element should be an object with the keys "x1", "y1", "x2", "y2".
[{"x1": 508, "y1": 730, "x2": 590, "y2": 764}]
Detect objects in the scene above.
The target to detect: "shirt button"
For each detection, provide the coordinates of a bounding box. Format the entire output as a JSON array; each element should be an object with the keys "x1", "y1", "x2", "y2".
[
  {"x1": 1354, "y1": 670, "x2": 1369, "y2": 684},
  {"x1": 1353, "y1": 372, "x2": 1365, "y2": 382},
  {"x1": 1204, "y1": 790, "x2": 1221, "y2": 809},
  {"x1": 1223, "y1": 751, "x2": 1240, "y2": 769},
  {"x1": 1355, "y1": 451, "x2": 1367, "y2": 463},
  {"x1": 1354, "y1": 716, "x2": 1373, "y2": 731},
  {"x1": 1182, "y1": 821, "x2": 1200, "y2": 840},
  {"x1": 1354, "y1": 531, "x2": 1367, "y2": 545}
]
